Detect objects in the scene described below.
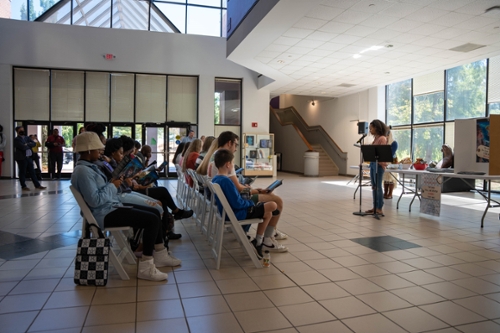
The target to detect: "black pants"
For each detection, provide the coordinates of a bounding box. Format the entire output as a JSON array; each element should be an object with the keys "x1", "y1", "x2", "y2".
[
  {"x1": 16, "y1": 157, "x2": 41, "y2": 188},
  {"x1": 139, "y1": 187, "x2": 178, "y2": 212},
  {"x1": 104, "y1": 204, "x2": 163, "y2": 256},
  {"x1": 139, "y1": 187, "x2": 177, "y2": 232},
  {"x1": 49, "y1": 152, "x2": 63, "y2": 178}
]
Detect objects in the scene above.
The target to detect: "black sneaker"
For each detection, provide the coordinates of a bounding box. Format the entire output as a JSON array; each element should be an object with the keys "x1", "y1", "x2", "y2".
[
  {"x1": 251, "y1": 239, "x2": 263, "y2": 259},
  {"x1": 167, "y1": 231, "x2": 182, "y2": 240},
  {"x1": 174, "y1": 209, "x2": 194, "y2": 220}
]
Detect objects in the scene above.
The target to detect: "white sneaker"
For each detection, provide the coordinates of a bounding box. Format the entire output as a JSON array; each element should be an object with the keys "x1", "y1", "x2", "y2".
[
  {"x1": 274, "y1": 230, "x2": 288, "y2": 240},
  {"x1": 154, "y1": 248, "x2": 182, "y2": 267},
  {"x1": 137, "y1": 258, "x2": 168, "y2": 281},
  {"x1": 262, "y1": 237, "x2": 288, "y2": 253}
]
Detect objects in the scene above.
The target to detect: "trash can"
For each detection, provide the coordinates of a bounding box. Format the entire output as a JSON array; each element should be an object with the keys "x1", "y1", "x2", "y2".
[{"x1": 304, "y1": 151, "x2": 319, "y2": 177}]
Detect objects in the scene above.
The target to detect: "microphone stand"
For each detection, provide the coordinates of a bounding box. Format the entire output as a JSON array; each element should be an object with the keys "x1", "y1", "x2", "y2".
[{"x1": 353, "y1": 136, "x2": 367, "y2": 217}]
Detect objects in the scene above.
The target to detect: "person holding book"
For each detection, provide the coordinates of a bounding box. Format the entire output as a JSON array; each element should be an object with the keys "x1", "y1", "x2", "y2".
[
  {"x1": 212, "y1": 149, "x2": 281, "y2": 258},
  {"x1": 182, "y1": 138, "x2": 202, "y2": 187},
  {"x1": 71, "y1": 132, "x2": 181, "y2": 281},
  {"x1": 207, "y1": 132, "x2": 289, "y2": 252},
  {"x1": 99, "y1": 138, "x2": 191, "y2": 240}
]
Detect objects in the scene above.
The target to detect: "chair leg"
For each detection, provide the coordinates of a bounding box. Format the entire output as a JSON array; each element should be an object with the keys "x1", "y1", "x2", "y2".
[
  {"x1": 109, "y1": 250, "x2": 130, "y2": 280},
  {"x1": 110, "y1": 230, "x2": 136, "y2": 265}
]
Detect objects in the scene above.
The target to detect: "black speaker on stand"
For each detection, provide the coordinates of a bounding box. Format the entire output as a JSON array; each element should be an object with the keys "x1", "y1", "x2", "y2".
[{"x1": 358, "y1": 121, "x2": 368, "y2": 135}]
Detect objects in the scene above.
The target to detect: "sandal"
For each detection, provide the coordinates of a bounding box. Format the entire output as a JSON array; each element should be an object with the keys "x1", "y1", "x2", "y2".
[
  {"x1": 365, "y1": 209, "x2": 375, "y2": 214},
  {"x1": 376, "y1": 209, "x2": 385, "y2": 216}
]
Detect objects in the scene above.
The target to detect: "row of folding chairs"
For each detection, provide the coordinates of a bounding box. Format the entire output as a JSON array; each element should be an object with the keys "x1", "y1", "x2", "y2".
[{"x1": 175, "y1": 166, "x2": 263, "y2": 269}]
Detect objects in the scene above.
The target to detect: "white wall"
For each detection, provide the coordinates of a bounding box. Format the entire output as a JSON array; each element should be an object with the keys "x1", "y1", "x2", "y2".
[
  {"x1": 0, "y1": 18, "x2": 271, "y2": 177},
  {"x1": 277, "y1": 87, "x2": 385, "y2": 175}
]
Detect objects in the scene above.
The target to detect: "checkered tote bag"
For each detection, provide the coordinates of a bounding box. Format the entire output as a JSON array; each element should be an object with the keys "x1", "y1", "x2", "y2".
[{"x1": 74, "y1": 223, "x2": 110, "y2": 286}]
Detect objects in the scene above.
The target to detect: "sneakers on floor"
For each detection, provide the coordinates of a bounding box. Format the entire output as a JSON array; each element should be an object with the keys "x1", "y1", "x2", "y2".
[
  {"x1": 137, "y1": 258, "x2": 168, "y2": 281},
  {"x1": 274, "y1": 229, "x2": 288, "y2": 240},
  {"x1": 262, "y1": 238, "x2": 288, "y2": 253},
  {"x1": 36, "y1": 186, "x2": 47, "y2": 190},
  {"x1": 174, "y1": 209, "x2": 194, "y2": 220},
  {"x1": 153, "y1": 248, "x2": 182, "y2": 267},
  {"x1": 251, "y1": 239, "x2": 263, "y2": 259},
  {"x1": 22, "y1": 187, "x2": 30, "y2": 191}
]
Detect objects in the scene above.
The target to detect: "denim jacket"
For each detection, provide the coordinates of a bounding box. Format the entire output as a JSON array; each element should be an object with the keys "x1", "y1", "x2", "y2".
[{"x1": 71, "y1": 160, "x2": 122, "y2": 228}]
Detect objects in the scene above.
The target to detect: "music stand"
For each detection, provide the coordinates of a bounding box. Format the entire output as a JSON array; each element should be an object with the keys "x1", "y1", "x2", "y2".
[
  {"x1": 353, "y1": 140, "x2": 367, "y2": 217},
  {"x1": 361, "y1": 145, "x2": 393, "y2": 220}
]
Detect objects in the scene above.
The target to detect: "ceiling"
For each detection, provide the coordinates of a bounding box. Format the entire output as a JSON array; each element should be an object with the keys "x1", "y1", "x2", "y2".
[{"x1": 228, "y1": 0, "x2": 500, "y2": 98}]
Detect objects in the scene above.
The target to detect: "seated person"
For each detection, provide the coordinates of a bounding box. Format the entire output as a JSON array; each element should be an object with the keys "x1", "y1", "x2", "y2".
[
  {"x1": 212, "y1": 149, "x2": 281, "y2": 257},
  {"x1": 182, "y1": 138, "x2": 202, "y2": 187},
  {"x1": 207, "y1": 131, "x2": 289, "y2": 244},
  {"x1": 71, "y1": 132, "x2": 180, "y2": 281}
]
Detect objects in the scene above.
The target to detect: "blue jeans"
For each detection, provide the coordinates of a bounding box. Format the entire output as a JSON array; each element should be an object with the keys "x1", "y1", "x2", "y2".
[{"x1": 369, "y1": 162, "x2": 384, "y2": 210}]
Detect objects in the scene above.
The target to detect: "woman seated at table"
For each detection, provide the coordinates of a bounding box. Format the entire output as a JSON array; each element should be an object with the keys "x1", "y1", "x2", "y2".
[{"x1": 71, "y1": 132, "x2": 180, "y2": 282}]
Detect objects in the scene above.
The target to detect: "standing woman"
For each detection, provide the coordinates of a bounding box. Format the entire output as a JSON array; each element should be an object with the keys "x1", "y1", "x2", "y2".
[
  {"x1": 383, "y1": 128, "x2": 398, "y2": 199},
  {"x1": 0, "y1": 125, "x2": 5, "y2": 177},
  {"x1": 365, "y1": 119, "x2": 388, "y2": 216}
]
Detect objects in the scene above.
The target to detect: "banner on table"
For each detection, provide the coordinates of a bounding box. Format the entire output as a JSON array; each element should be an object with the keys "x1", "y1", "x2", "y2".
[{"x1": 420, "y1": 173, "x2": 441, "y2": 217}]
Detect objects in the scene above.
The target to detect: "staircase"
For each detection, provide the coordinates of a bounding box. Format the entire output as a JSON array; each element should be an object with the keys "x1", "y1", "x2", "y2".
[{"x1": 311, "y1": 144, "x2": 339, "y2": 176}]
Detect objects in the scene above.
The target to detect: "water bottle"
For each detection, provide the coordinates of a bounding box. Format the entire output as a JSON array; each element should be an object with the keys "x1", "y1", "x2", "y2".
[{"x1": 263, "y1": 250, "x2": 271, "y2": 267}]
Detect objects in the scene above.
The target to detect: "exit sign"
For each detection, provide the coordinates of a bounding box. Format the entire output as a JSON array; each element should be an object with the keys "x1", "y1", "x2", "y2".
[
  {"x1": 103, "y1": 54, "x2": 116, "y2": 60},
  {"x1": 252, "y1": 122, "x2": 258, "y2": 128}
]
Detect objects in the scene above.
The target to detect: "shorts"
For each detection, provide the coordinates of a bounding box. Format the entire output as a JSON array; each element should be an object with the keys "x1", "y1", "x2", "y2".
[
  {"x1": 251, "y1": 194, "x2": 259, "y2": 203},
  {"x1": 246, "y1": 202, "x2": 265, "y2": 219}
]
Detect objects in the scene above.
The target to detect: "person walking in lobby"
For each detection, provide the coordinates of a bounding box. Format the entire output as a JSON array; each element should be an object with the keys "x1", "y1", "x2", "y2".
[
  {"x1": 14, "y1": 126, "x2": 46, "y2": 191},
  {"x1": 45, "y1": 128, "x2": 66, "y2": 179}
]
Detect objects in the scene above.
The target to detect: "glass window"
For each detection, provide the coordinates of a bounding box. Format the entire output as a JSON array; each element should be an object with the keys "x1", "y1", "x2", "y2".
[
  {"x1": 43, "y1": 0, "x2": 71, "y2": 24},
  {"x1": 86, "y1": 72, "x2": 110, "y2": 122},
  {"x1": 167, "y1": 76, "x2": 198, "y2": 123},
  {"x1": 155, "y1": 2, "x2": 186, "y2": 33},
  {"x1": 110, "y1": 73, "x2": 135, "y2": 122},
  {"x1": 489, "y1": 103, "x2": 500, "y2": 115},
  {"x1": 14, "y1": 68, "x2": 50, "y2": 121},
  {"x1": 413, "y1": 125, "x2": 443, "y2": 162},
  {"x1": 136, "y1": 74, "x2": 167, "y2": 123},
  {"x1": 112, "y1": 0, "x2": 148, "y2": 30},
  {"x1": 51, "y1": 70, "x2": 85, "y2": 121},
  {"x1": 150, "y1": 4, "x2": 177, "y2": 32},
  {"x1": 413, "y1": 92, "x2": 444, "y2": 124},
  {"x1": 187, "y1": 5, "x2": 220, "y2": 37},
  {"x1": 135, "y1": 124, "x2": 143, "y2": 144},
  {"x1": 73, "y1": 0, "x2": 111, "y2": 28},
  {"x1": 215, "y1": 78, "x2": 241, "y2": 125},
  {"x1": 444, "y1": 122, "x2": 454, "y2": 151},
  {"x1": 391, "y1": 128, "x2": 411, "y2": 162},
  {"x1": 446, "y1": 59, "x2": 487, "y2": 121},
  {"x1": 9, "y1": 0, "x2": 25, "y2": 20},
  {"x1": 386, "y1": 79, "x2": 411, "y2": 126},
  {"x1": 36, "y1": 0, "x2": 60, "y2": 19},
  {"x1": 188, "y1": 0, "x2": 221, "y2": 6}
]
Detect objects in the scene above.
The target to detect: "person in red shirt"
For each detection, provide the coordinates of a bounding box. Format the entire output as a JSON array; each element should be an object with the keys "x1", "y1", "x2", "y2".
[
  {"x1": 181, "y1": 139, "x2": 202, "y2": 187},
  {"x1": 45, "y1": 128, "x2": 66, "y2": 179}
]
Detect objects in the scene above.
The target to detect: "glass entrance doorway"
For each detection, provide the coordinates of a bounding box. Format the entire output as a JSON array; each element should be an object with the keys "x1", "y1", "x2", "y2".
[
  {"x1": 22, "y1": 122, "x2": 83, "y2": 178},
  {"x1": 166, "y1": 125, "x2": 189, "y2": 177},
  {"x1": 144, "y1": 126, "x2": 167, "y2": 173}
]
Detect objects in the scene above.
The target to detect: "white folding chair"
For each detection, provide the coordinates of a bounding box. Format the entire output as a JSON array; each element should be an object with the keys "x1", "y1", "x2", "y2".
[
  {"x1": 70, "y1": 186, "x2": 136, "y2": 280},
  {"x1": 208, "y1": 182, "x2": 263, "y2": 269},
  {"x1": 193, "y1": 172, "x2": 211, "y2": 234}
]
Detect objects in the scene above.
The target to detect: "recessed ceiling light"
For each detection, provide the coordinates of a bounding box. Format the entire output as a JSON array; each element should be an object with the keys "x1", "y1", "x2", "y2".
[
  {"x1": 353, "y1": 54, "x2": 362, "y2": 59},
  {"x1": 385, "y1": 72, "x2": 390, "y2": 74},
  {"x1": 449, "y1": 43, "x2": 485, "y2": 53},
  {"x1": 277, "y1": 60, "x2": 285, "y2": 64},
  {"x1": 360, "y1": 45, "x2": 384, "y2": 54}
]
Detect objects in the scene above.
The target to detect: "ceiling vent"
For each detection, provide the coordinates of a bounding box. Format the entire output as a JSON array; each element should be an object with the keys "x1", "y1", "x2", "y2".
[
  {"x1": 338, "y1": 83, "x2": 356, "y2": 87},
  {"x1": 449, "y1": 43, "x2": 486, "y2": 53}
]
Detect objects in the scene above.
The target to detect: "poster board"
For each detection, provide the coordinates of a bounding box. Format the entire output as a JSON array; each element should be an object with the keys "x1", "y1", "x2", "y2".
[
  {"x1": 454, "y1": 118, "x2": 489, "y2": 174},
  {"x1": 420, "y1": 174, "x2": 441, "y2": 217},
  {"x1": 490, "y1": 115, "x2": 500, "y2": 175}
]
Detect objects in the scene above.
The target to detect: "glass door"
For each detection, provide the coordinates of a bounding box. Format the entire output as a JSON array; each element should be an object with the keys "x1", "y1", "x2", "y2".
[
  {"x1": 144, "y1": 125, "x2": 167, "y2": 173},
  {"x1": 166, "y1": 125, "x2": 189, "y2": 177},
  {"x1": 50, "y1": 123, "x2": 81, "y2": 177},
  {"x1": 22, "y1": 122, "x2": 49, "y2": 179},
  {"x1": 110, "y1": 124, "x2": 133, "y2": 139}
]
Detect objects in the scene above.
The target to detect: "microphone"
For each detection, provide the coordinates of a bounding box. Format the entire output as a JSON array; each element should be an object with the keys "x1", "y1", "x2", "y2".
[{"x1": 356, "y1": 134, "x2": 367, "y2": 144}]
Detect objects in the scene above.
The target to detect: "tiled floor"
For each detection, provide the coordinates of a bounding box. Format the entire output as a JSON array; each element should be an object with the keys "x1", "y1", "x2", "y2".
[{"x1": 1, "y1": 174, "x2": 500, "y2": 332}]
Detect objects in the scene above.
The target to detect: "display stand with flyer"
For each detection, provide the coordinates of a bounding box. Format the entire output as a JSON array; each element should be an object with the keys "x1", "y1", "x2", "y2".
[{"x1": 360, "y1": 145, "x2": 393, "y2": 220}]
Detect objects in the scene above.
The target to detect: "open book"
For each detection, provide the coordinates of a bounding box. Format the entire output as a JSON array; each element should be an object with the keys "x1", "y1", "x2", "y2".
[
  {"x1": 111, "y1": 155, "x2": 144, "y2": 179},
  {"x1": 134, "y1": 168, "x2": 159, "y2": 186}
]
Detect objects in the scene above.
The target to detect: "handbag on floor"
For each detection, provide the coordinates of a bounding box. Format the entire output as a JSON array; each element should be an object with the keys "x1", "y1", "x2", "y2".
[{"x1": 74, "y1": 222, "x2": 110, "y2": 286}]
